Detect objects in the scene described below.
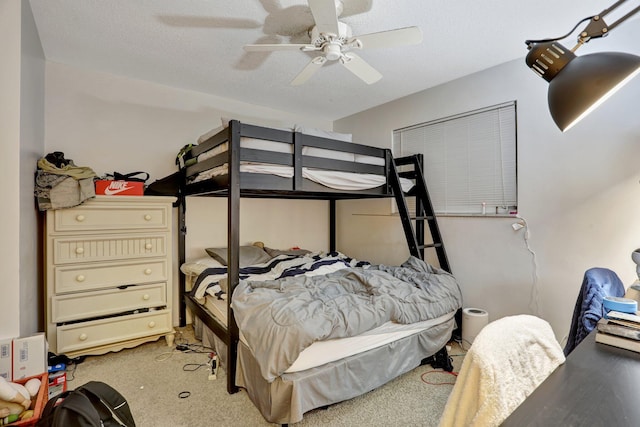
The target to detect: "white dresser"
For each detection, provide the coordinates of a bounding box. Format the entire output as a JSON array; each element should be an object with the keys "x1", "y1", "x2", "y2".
[{"x1": 45, "y1": 195, "x2": 176, "y2": 357}]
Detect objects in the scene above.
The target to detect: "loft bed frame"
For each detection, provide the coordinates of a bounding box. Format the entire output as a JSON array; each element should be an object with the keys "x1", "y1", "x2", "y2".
[{"x1": 175, "y1": 120, "x2": 454, "y2": 422}]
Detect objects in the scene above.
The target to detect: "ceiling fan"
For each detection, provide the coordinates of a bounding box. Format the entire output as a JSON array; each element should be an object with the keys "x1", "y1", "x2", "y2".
[{"x1": 243, "y1": 0, "x2": 423, "y2": 85}]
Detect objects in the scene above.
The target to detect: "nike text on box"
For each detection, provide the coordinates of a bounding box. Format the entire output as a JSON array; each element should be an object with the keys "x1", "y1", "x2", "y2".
[{"x1": 95, "y1": 180, "x2": 144, "y2": 196}]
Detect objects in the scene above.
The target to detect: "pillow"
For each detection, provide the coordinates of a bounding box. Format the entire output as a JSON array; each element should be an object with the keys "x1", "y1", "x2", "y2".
[
  {"x1": 205, "y1": 245, "x2": 272, "y2": 267},
  {"x1": 221, "y1": 117, "x2": 293, "y2": 132},
  {"x1": 264, "y1": 246, "x2": 311, "y2": 258},
  {"x1": 218, "y1": 277, "x2": 229, "y2": 294},
  {"x1": 197, "y1": 125, "x2": 224, "y2": 144},
  {"x1": 180, "y1": 257, "x2": 224, "y2": 276},
  {"x1": 294, "y1": 125, "x2": 352, "y2": 142}
]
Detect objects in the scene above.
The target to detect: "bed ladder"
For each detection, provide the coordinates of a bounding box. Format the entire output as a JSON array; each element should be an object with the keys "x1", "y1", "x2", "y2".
[
  {"x1": 389, "y1": 154, "x2": 460, "y2": 362},
  {"x1": 388, "y1": 154, "x2": 450, "y2": 273}
]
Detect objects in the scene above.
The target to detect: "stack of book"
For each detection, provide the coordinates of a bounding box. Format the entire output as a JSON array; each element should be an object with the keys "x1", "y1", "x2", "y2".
[{"x1": 595, "y1": 310, "x2": 640, "y2": 352}]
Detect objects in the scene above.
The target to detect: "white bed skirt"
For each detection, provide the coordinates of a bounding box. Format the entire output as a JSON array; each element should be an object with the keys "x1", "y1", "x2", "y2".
[
  {"x1": 199, "y1": 292, "x2": 455, "y2": 373},
  {"x1": 199, "y1": 317, "x2": 455, "y2": 424}
]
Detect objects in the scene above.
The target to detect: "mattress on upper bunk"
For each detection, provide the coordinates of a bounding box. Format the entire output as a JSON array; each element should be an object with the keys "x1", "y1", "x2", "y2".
[
  {"x1": 183, "y1": 121, "x2": 414, "y2": 193},
  {"x1": 183, "y1": 250, "x2": 462, "y2": 380}
]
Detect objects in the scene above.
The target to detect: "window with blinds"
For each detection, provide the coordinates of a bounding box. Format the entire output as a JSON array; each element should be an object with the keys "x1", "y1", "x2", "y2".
[{"x1": 393, "y1": 101, "x2": 517, "y2": 216}]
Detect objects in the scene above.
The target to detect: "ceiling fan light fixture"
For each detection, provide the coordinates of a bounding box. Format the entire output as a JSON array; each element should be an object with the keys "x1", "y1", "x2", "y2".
[{"x1": 324, "y1": 43, "x2": 342, "y2": 61}]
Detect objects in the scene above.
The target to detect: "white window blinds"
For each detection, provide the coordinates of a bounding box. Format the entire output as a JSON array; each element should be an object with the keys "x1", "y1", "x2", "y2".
[{"x1": 393, "y1": 101, "x2": 517, "y2": 215}]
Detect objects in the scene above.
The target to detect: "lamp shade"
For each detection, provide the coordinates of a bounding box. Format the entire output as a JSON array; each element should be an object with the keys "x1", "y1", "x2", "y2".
[{"x1": 548, "y1": 51, "x2": 640, "y2": 131}]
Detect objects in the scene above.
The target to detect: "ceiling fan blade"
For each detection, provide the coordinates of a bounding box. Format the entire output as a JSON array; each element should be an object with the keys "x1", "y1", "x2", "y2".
[
  {"x1": 340, "y1": 0, "x2": 372, "y2": 18},
  {"x1": 354, "y1": 26, "x2": 423, "y2": 49},
  {"x1": 308, "y1": 0, "x2": 341, "y2": 35},
  {"x1": 244, "y1": 44, "x2": 315, "y2": 52},
  {"x1": 340, "y1": 53, "x2": 382, "y2": 84},
  {"x1": 291, "y1": 57, "x2": 327, "y2": 86}
]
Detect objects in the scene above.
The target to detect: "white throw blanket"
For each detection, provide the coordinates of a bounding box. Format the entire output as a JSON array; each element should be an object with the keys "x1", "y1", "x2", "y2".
[{"x1": 439, "y1": 315, "x2": 565, "y2": 427}]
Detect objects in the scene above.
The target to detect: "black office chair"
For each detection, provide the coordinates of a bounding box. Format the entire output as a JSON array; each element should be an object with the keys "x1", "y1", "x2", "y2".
[{"x1": 563, "y1": 267, "x2": 625, "y2": 355}]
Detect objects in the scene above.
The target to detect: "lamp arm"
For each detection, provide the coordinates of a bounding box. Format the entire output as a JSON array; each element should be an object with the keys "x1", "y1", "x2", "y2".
[
  {"x1": 579, "y1": 0, "x2": 640, "y2": 43},
  {"x1": 524, "y1": 16, "x2": 592, "y2": 46},
  {"x1": 525, "y1": 0, "x2": 640, "y2": 49}
]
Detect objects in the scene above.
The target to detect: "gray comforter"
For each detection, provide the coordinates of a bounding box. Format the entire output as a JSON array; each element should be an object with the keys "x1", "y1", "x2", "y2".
[{"x1": 232, "y1": 256, "x2": 462, "y2": 382}]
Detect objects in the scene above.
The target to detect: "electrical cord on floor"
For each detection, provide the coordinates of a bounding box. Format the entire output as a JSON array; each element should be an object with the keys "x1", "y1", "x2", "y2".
[
  {"x1": 182, "y1": 351, "x2": 218, "y2": 379},
  {"x1": 175, "y1": 342, "x2": 215, "y2": 353},
  {"x1": 155, "y1": 341, "x2": 215, "y2": 362},
  {"x1": 421, "y1": 370, "x2": 458, "y2": 385},
  {"x1": 182, "y1": 362, "x2": 210, "y2": 372},
  {"x1": 419, "y1": 341, "x2": 466, "y2": 385},
  {"x1": 65, "y1": 360, "x2": 79, "y2": 382}
]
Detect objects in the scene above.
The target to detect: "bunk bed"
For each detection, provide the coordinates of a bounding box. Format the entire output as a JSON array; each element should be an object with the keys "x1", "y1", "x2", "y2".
[{"x1": 175, "y1": 120, "x2": 463, "y2": 425}]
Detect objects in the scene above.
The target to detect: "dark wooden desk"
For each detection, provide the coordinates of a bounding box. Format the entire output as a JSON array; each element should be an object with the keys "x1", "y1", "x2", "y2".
[{"x1": 502, "y1": 331, "x2": 640, "y2": 426}]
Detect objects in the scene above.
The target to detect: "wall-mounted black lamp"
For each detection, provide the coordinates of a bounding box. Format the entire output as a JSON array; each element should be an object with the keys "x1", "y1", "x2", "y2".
[{"x1": 525, "y1": 0, "x2": 640, "y2": 131}]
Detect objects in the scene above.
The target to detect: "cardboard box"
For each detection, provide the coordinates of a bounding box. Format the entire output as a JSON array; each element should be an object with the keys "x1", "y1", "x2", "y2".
[
  {"x1": 9, "y1": 372, "x2": 49, "y2": 426},
  {"x1": 12, "y1": 334, "x2": 47, "y2": 380},
  {"x1": 95, "y1": 180, "x2": 144, "y2": 196},
  {"x1": 0, "y1": 338, "x2": 12, "y2": 380}
]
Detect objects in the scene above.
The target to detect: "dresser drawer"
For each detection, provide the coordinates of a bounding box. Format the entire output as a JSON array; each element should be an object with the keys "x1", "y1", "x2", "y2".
[
  {"x1": 52, "y1": 233, "x2": 168, "y2": 264},
  {"x1": 56, "y1": 309, "x2": 171, "y2": 353},
  {"x1": 54, "y1": 259, "x2": 168, "y2": 294},
  {"x1": 50, "y1": 199, "x2": 170, "y2": 233},
  {"x1": 51, "y1": 283, "x2": 167, "y2": 323}
]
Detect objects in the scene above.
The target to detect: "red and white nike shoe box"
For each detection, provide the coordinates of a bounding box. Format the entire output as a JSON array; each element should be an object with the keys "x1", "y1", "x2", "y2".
[{"x1": 95, "y1": 180, "x2": 144, "y2": 196}]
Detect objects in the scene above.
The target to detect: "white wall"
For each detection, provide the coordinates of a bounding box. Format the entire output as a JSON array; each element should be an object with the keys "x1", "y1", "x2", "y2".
[
  {"x1": 44, "y1": 63, "x2": 333, "y2": 325},
  {"x1": 335, "y1": 23, "x2": 640, "y2": 340},
  {"x1": 44, "y1": 62, "x2": 332, "y2": 182},
  {"x1": 20, "y1": 0, "x2": 46, "y2": 337},
  {"x1": 0, "y1": 0, "x2": 45, "y2": 340},
  {"x1": 184, "y1": 198, "x2": 328, "y2": 261},
  {"x1": 0, "y1": 0, "x2": 22, "y2": 340}
]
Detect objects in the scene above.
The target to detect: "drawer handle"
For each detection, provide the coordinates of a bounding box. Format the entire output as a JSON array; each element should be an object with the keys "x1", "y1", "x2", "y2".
[
  {"x1": 144, "y1": 214, "x2": 152, "y2": 221},
  {"x1": 76, "y1": 214, "x2": 85, "y2": 222},
  {"x1": 76, "y1": 275, "x2": 86, "y2": 282},
  {"x1": 143, "y1": 294, "x2": 150, "y2": 300},
  {"x1": 75, "y1": 247, "x2": 85, "y2": 255},
  {"x1": 145, "y1": 243, "x2": 153, "y2": 250},
  {"x1": 144, "y1": 269, "x2": 152, "y2": 275},
  {"x1": 79, "y1": 333, "x2": 88, "y2": 341},
  {"x1": 148, "y1": 321, "x2": 156, "y2": 328}
]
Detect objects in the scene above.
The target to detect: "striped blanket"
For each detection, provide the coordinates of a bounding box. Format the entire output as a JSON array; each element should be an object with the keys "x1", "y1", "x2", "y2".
[{"x1": 190, "y1": 251, "x2": 369, "y2": 303}]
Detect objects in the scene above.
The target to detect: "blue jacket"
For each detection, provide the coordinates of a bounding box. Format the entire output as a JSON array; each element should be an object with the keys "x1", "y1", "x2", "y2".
[{"x1": 564, "y1": 267, "x2": 625, "y2": 355}]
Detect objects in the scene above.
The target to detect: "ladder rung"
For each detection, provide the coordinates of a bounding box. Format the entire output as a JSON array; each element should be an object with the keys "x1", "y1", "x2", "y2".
[
  {"x1": 393, "y1": 155, "x2": 421, "y2": 167},
  {"x1": 419, "y1": 243, "x2": 443, "y2": 249},
  {"x1": 410, "y1": 216, "x2": 435, "y2": 221},
  {"x1": 398, "y1": 171, "x2": 416, "y2": 179}
]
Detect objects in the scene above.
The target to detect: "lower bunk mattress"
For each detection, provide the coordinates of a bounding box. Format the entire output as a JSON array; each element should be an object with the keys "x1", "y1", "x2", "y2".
[
  {"x1": 196, "y1": 293, "x2": 455, "y2": 373},
  {"x1": 197, "y1": 312, "x2": 455, "y2": 424},
  {"x1": 185, "y1": 252, "x2": 462, "y2": 424}
]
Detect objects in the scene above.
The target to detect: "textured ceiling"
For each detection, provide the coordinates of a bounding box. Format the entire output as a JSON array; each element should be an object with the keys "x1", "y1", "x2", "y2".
[{"x1": 29, "y1": 0, "x2": 625, "y2": 121}]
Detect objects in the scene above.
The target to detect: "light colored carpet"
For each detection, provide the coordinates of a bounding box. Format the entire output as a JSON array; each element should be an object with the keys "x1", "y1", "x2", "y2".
[{"x1": 64, "y1": 326, "x2": 465, "y2": 426}]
